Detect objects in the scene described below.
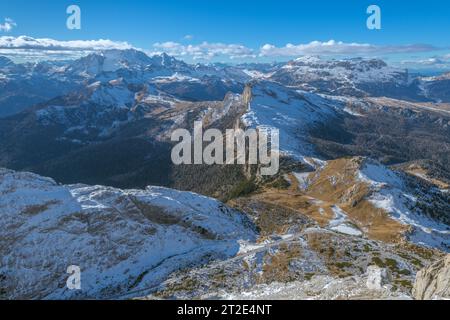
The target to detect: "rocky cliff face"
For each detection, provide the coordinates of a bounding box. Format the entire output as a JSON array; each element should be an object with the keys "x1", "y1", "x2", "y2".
[
  {"x1": 413, "y1": 255, "x2": 450, "y2": 300},
  {"x1": 0, "y1": 168, "x2": 256, "y2": 299}
]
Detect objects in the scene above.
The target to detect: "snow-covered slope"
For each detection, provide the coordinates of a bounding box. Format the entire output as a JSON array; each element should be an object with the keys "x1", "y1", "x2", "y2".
[
  {"x1": 34, "y1": 79, "x2": 139, "y2": 141},
  {"x1": 0, "y1": 168, "x2": 256, "y2": 299}
]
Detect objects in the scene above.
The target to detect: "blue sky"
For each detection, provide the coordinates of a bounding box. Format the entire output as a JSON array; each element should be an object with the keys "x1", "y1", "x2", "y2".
[{"x1": 0, "y1": 0, "x2": 449, "y2": 70}]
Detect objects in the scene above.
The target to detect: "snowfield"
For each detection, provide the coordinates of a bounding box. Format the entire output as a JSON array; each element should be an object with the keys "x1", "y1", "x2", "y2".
[{"x1": 241, "y1": 81, "x2": 346, "y2": 158}]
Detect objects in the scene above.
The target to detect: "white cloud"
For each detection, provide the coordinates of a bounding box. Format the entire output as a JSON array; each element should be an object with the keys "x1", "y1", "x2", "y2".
[
  {"x1": 0, "y1": 35, "x2": 133, "y2": 51},
  {"x1": 0, "y1": 18, "x2": 16, "y2": 32},
  {"x1": 183, "y1": 34, "x2": 194, "y2": 40},
  {"x1": 151, "y1": 41, "x2": 256, "y2": 60},
  {"x1": 259, "y1": 40, "x2": 437, "y2": 57}
]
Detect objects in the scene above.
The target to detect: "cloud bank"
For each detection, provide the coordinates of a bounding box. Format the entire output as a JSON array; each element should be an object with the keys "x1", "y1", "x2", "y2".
[
  {"x1": 0, "y1": 36, "x2": 134, "y2": 61},
  {"x1": 0, "y1": 36, "x2": 132, "y2": 51},
  {"x1": 0, "y1": 36, "x2": 445, "y2": 69},
  {"x1": 151, "y1": 41, "x2": 256, "y2": 60},
  {"x1": 401, "y1": 54, "x2": 450, "y2": 69},
  {"x1": 259, "y1": 40, "x2": 437, "y2": 57},
  {"x1": 150, "y1": 40, "x2": 438, "y2": 61}
]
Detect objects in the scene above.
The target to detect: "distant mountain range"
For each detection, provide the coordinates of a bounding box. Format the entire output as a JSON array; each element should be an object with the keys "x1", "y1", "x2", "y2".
[{"x1": 1, "y1": 49, "x2": 450, "y2": 118}]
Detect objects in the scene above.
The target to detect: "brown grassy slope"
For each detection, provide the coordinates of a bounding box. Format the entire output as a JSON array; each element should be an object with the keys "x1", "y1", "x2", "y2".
[
  {"x1": 305, "y1": 157, "x2": 408, "y2": 242},
  {"x1": 230, "y1": 157, "x2": 409, "y2": 243}
]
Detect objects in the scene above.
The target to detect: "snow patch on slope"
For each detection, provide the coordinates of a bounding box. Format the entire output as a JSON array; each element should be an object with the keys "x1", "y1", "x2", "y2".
[
  {"x1": 89, "y1": 82, "x2": 135, "y2": 107},
  {"x1": 329, "y1": 206, "x2": 363, "y2": 237}
]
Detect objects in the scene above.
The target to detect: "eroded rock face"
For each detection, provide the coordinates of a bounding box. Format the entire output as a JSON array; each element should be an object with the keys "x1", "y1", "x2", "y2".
[{"x1": 413, "y1": 255, "x2": 450, "y2": 300}]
